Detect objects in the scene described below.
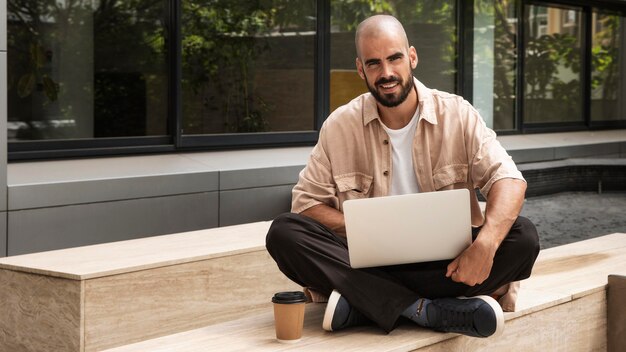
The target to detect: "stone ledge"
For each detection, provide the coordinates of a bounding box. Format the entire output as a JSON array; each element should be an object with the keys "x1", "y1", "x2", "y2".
[
  {"x1": 0, "y1": 221, "x2": 301, "y2": 352},
  {"x1": 7, "y1": 148, "x2": 311, "y2": 210},
  {"x1": 105, "y1": 232, "x2": 626, "y2": 351},
  {"x1": 0, "y1": 221, "x2": 272, "y2": 279},
  {"x1": 7, "y1": 131, "x2": 625, "y2": 210}
]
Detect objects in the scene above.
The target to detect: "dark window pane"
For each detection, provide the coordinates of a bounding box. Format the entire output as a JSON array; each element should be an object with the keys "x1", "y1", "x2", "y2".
[
  {"x1": 523, "y1": 4, "x2": 583, "y2": 124},
  {"x1": 591, "y1": 10, "x2": 626, "y2": 122},
  {"x1": 7, "y1": 0, "x2": 169, "y2": 141},
  {"x1": 329, "y1": 1, "x2": 457, "y2": 112},
  {"x1": 473, "y1": 0, "x2": 517, "y2": 131},
  {"x1": 181, "y1": 1, "x2": 317, "y2": 134}
]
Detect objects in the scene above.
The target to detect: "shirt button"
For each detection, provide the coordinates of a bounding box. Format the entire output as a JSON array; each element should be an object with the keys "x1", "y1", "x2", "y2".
[
  {"x1": 383, "y1": 139, "x2": 389, "y2": 145},
  {"x1": 383, "y1": 171, "x2": 389, "y2": 176}
]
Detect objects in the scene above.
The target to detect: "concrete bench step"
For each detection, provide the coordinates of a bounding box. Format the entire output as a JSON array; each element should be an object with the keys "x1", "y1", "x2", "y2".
[
  {"x1": 104, "y1": 233, "x2": 626, "y2": 352},
  {"x1": 104, "y1": 292, "x2": 605, "y2": 352},
  {"x1": 0, "y1": 221, "x2": 300, "y2": 352}
]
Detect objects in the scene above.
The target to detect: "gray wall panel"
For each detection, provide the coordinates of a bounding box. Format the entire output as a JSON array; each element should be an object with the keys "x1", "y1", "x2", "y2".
[
  {"x1": 220, "y1": 165, "x2": 303, "y2": 190},
  {"x1": 0, "y1": 53, "x2": 6, "y2": 212},
  {"x1": 219, "y1": 184, "x2": 293, "y2": 227},
  {"x1": 508, "y1": 147, "x2": 555, "y2": 164},
  {"x1": 0, "y1": 212, "x2": 6, "y2": 257},
  {"x1": 8, "y1": 192, "x2": 218, "y2": 255},
  {"x1": 9, "y1": 171, "x2": 219, "y2": 210},
  {"x1": 0, "y1": 1, "x2": 6, "y2": 51},
  {"x1": 554, "y1": 143, "x2": 620, "y2": 160}
]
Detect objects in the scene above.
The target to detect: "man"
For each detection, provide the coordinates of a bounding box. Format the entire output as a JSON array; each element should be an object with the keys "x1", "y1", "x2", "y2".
[{"x1": 266, "y1": 15, "x2": 539, "y2": 338}]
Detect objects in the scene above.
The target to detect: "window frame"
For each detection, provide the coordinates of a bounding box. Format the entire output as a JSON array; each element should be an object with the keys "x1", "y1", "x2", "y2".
[
  {"x1": 520, "y1": 0, "x2": 626, "y2": 133},
  {"x1": 520, "y1": 1, "x2": 589, "y2": 132},
  {"x1": 7, "y1": 0, "x2": 330, "y2": 161}
]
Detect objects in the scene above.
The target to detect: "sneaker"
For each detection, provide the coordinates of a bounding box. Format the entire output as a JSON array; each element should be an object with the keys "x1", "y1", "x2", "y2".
[
  {"x1": 322, "y1": 290, "x2": 370, "y2": 331},
  {"x1": 418, "y1": 295, "x2": 504, "y2": 338}
]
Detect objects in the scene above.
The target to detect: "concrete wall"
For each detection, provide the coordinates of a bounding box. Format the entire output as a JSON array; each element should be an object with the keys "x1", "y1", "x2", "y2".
[
  {"x1": 5, "y1": 135, "x2": 626, "y2": 257},
  {"x1": 7, "y1": 192, "x2": 219, "y2": 255},
  {"x1": 5, "y1": 150, "x2": 308, "y2": 256}
]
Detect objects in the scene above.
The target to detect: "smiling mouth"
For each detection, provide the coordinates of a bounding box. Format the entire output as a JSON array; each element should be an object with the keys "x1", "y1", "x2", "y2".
[{"x1": 380, "y1": 82, "x2": 399, "y2": 89}]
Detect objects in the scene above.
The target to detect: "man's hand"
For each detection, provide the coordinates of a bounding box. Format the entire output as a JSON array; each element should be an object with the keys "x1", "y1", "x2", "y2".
[
  {"x1": 446, "y1": 178, "x2": 526, "y2": 286},
  {"x1": 446, "y1": 234, "x2": 498, "y2": 286}
]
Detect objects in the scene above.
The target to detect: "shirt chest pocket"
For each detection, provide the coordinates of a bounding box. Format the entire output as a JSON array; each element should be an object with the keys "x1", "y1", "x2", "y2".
[
  {"x1": 432, "y1": 164, "x2": 469, "y2": 190},
  {"x1": 335, "y1": 172, "x2": 374, "y2": 199}
]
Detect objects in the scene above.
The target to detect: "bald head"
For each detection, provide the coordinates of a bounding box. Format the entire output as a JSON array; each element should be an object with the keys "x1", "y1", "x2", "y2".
[{"x1": 355, "y1": 15, "x2": 409, "y2": 59}]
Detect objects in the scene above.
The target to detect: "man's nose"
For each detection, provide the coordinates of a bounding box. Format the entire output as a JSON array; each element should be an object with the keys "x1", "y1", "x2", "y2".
[{"x1": 380, "y1": 62, "x2": 394, "y2": 79}]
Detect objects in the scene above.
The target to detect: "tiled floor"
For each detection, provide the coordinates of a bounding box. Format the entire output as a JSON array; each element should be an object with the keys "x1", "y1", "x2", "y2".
[{"x1": 522, "y1": 191, "x2": 626, "y2": 249}]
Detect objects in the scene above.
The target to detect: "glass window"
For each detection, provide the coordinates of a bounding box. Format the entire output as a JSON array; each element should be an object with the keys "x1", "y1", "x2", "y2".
[
  {"x1": 591, "y1": 10, "x2": 626, "y2": 122},
  {"x1": 7, "y1": 0, "x2": 168, "y2": 141},
  {"x1": 523, "y1": 4, "x2": 583, "y2": 124},
  {"x1": 6, "y1": 1, "x2": 626, "y2": 159},
  {"x1": 181, "y1": 0, "x2": 317, "y2": 135},
  {"x1": 473, "y1": 0, "x2": 517, "y2": 130},
  {"x1": 329, "y1": 0, "x2": 457, "y2": 112}
]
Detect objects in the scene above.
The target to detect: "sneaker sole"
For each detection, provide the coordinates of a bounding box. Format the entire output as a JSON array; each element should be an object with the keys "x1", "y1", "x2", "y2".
[
  {"x1": 460, "y1": 295, "x2": 505, "y2": 338},
  {"x1": 322, "y1": 290, "x2": 342, "y2": 332}
]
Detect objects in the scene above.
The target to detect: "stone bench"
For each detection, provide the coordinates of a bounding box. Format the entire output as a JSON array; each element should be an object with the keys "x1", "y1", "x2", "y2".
[
  {"x1": 104, "y1": 233, "x2": 626, "y2": 352},
  {"x1": 1, "y1": 223, "x2": 624, "y2": 351},
  {"x1": 0, "y1": 221, "x2": 300, "y2": 352}
]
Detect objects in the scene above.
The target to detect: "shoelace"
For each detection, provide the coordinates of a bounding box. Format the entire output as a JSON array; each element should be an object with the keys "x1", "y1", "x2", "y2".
[{"x1": 433, "y1": 301, "x2": 475, "y2": 332}]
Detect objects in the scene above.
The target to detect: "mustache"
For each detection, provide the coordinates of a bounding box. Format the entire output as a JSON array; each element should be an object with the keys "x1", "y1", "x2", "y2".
[{"x1": 375, "y1": 76, "x2": 401, "y2": 86}]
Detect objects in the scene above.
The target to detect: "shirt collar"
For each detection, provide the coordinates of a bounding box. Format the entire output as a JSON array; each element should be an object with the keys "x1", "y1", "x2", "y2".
[{"x1": 363, "y1": 77, "x2": 438, "y2": 126}]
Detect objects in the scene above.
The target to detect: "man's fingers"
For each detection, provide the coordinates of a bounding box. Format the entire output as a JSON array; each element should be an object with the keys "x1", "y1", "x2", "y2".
[
  {"x1": 446, "y1": 259, "x2": 459, "y2": 278},
  {"x1": 450, "y1": 270, "x2": 458, "y2": 282},
  {"x1": 450, "y1": 270, "x2": 475, "y2": 285},
  {"x1": 450, "y1": 267, "x2": 487, "y2": 286}
]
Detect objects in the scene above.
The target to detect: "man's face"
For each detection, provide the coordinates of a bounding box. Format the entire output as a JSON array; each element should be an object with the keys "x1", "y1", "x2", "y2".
[{"x1": 356, "y1": 34, "x2": 417, "y2": 108}]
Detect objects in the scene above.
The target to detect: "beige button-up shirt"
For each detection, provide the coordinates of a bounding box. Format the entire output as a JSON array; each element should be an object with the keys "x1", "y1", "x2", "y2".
[{"x1": 292, "y1": 78, "x2": 524, "y2": 226}]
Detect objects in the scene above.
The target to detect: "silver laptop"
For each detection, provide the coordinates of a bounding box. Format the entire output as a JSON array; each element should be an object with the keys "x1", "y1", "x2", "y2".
[{"x1": 343, "y1": 188, "x2": 472, "y2": 268}]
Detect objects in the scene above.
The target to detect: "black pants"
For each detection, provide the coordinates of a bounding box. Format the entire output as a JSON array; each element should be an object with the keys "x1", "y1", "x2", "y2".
[{"x1": 265, "y1": 212, "x2": 540, "y2": 332}]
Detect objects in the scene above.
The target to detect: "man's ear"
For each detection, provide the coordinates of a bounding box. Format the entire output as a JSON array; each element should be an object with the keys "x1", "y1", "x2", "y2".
[
  {"x1": 409, "y1": 46, "x2": 418, "y2": 69},
  {"x1": 355, "y1": 57, "x2": 366, "y2": 79}
]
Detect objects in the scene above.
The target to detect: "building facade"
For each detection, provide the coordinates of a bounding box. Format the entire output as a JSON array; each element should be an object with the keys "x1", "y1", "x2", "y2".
[
  {"x1": 4, "y1": 0, "x2": 626, "y2": 160},
  {"x1": 1, "y1": 0, "x2": 626, "y2": 256}
]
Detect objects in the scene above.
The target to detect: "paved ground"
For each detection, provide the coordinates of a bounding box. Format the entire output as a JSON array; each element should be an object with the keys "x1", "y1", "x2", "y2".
[{"x1": 520, "y1": 191, "x2": 626, "y2": 249}]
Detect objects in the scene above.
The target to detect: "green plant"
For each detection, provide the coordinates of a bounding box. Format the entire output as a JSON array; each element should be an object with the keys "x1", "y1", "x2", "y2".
[
  {"x1": 182, "y1": 1, "x2": 276, "y2": 133},
  {"x1": 525, "y1": 33, "x2": 577, "y2": 99},
  {"x1": 591, "y1": 14, "x2": 620, "y2": 100}
]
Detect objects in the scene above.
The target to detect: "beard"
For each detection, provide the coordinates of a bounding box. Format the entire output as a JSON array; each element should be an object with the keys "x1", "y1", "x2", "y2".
[{"x1": 364, "y1": 72, "x2": 414, "y2": 108}]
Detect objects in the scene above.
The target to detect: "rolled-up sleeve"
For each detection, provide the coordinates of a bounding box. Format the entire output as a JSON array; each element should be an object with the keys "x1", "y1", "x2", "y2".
[
  {"x1": 291, "y1": 127, "x2": 340, "y2": 213},
  {"x1": 464, "y1": 103, "x2": 524, "y2": 197}
]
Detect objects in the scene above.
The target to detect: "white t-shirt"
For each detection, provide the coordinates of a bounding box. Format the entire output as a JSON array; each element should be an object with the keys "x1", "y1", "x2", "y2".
[{"x1": 381, "y1": 107, "x2": 420, "y2": 196}]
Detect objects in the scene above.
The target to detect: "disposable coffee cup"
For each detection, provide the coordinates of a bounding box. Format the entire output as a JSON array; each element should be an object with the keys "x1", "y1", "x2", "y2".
[{"x1": 272, "y1": 291, "x2": 306, "y2": 343}]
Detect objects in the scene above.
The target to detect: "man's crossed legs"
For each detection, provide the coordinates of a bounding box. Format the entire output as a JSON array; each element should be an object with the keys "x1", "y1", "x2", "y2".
[{"x1": 266, "y1": 213, "x2": 539, "y2": 337}]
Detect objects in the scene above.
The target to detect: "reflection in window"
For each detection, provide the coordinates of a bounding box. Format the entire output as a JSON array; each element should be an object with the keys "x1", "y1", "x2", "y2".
[
  {"x1": 524, "y1": 5, "x2": 583, "y2": 124},
  {"x1": 7, "y1": 0, "x2": 168, "y2": 141},
  {"x1": 473, "y1": 0, "x2": 517, "y2": 130},
  {"x1": 181, "y1": 1, "x2": 317, "y2": 134},
  {"x1": 591, "y1": 10, "x2": 626, "y2": 122},
  {"x1": 329, "y1": 1, "x2": 457, "y2": 112}
]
